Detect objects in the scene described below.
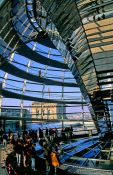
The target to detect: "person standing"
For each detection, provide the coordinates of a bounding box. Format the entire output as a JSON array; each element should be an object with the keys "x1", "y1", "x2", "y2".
[
  {"x1": 3, "y1": 132, "x2": 8, "y2": 149},
  {"x1": 15, "y1": 139, "x2": 23, "y2": 166},
  {"x1": 23, "y1": 142, "x2": 29, "y2": 167},
  {"x1": 8, "y1": 129, "x2": 11, "y2": 140},
  {"x1": 45, "y1": 127, "x2": 49, "y2": 137},
  {"x1": 44, "y1": 143, "x2": 51, "y2": 173},
  {"x1": 50, "y1": 148, "x2": 60, "y2": 175},
  {"x1": 29, "y1": 143, "x2": 36, "y2": 171},
  {"x1": 70, "y1": 125, "x2": 73, "y2": 138}
]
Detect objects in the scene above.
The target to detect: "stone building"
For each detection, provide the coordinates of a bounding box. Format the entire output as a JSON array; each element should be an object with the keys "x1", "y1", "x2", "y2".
[{"x1": 32, "y1": 102, "x2": 66, "y2": 120}]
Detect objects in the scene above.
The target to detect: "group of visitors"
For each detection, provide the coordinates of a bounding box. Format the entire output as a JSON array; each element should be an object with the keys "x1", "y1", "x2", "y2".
[
  {"x1": 12, "y1": 128, "x2": 61, "y2": 174},
  {"x1": 0, "y1": 125, "x2": 73, "y2": 174},
  {"x1": 14, "y1": 135, "x2": 36, "y2": 170},
  {"x1": 61, "y1": 126, "x2": 73, "y2": 139}
]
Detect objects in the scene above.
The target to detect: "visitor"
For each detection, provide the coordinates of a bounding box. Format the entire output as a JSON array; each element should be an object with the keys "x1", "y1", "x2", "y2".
[
  {"x1": 50, "y1": 148, "x2": 60, "y2": 175},
  {"x1": 45, "y1": 127, "x2": 49, "y2": 137},
  {"x1": 0, "y1": 128, "x2": 3, "y2": 142},
  {"x1": 15, "y1": 138, "x2": 23, "y2": 166},
  {"x1": 8, "y1": 129, "x2": 12, "y2": 139},
  {"x1": 43, "y1": 144, "x2": 51, "y2": 174},
  {"x1": 70, "y1": 125, "x2": 73, "y2": 138},
  {"x1": 10, "y1": 133, "x2": 15, "y2": 149},
  {"x1": 17, "y1": 131, "x2": 20, "y2": 139},
  {"x1": 3, "y1": 132, "x2": 8, "y2": 148},
  {"x1": 23, "y1": 141, "x2": 29, "y2": 167},
  {"x1": 29, "y1": 143, "x2": 36, "y2": 171}
]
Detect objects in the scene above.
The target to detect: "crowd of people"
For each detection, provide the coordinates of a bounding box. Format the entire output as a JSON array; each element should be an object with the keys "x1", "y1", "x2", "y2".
[{"x1": 0, "y1": 126, "x2": 73, "y2": 175}]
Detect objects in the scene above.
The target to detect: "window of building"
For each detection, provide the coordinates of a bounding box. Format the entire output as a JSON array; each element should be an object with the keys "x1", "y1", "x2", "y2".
[
  {"x1": 36, "y1": 109, "x2": 39, "y2": 117},
  {"x1": 47, "y1": 110, "x2": 50, "y2": 118},
  {"x1": 43, "y1": 110, "x2": 45, "y2": 115}
]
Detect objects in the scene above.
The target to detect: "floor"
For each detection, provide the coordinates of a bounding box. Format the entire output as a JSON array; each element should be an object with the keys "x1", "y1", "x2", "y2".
[{"x1": 0, "y1": 143, "x2": 13, "y2": 175}]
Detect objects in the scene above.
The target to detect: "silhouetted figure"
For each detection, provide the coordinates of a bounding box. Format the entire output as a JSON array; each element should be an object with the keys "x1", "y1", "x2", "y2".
[
  {"x1": 8, "y1": 129, "x2": 11, "y2": 139},
  {"x1": 50, "y1": 148, "x2": 60, "y2": 175},
  {"x1": 102, "y1": 14, "x2": 105, "y2": 19},
  {"x1": 15, "y1": 139, "x2": 23, "y2": 166},
  {"x1": 39, "y1": 128, "x2": 43, "y2": 138},
  {"x1": 70, "y1": 125, "x2": 73, "y2": 138},
  {"x1": 0, "y1": 129, "x2": 3, "y2": 141},
  {"x1": 29, "y1": 144, "x2": 36, "y2": 171},
  {"x1": 3, "y1": 132, "x2": 8, "y2": 148},
  {"x1": 38, "y1": 70, "x2": 42, "y2": 77},
  {"x1": 45, "y1": 127, "x2": 49, "y2": 137}
]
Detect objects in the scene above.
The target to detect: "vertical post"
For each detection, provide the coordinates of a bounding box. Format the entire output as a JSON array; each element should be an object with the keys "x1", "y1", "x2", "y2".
[
  {"x1": 0, "y1": 96, "x2": 3, "y2": 130},
  {"x1": 81, "y1": 95, "x2": 85, "y2": 129},
  {"x1": 62, "y1": 112, "x2": 64, "y2": 129},
  {"x1": 1, "y1": 53, "x2": 15, "y2": 130},
  {"x1": 0, "y1": 83, "x2": 3, "y2": 129},
  {"x1": 3, "y1": 119, "x2": 5, "y2": 132},
  {"x1": 20, "y1": 60, "x2": 31, "y2": 129},
  {"x1": 20, "y1": 103, "x2": 23, "y2": 131},
  {"x1": 0, "y1": 96, "x2": 2, "y2": 116},
  {"x1": 20, "y1": 43, "x2": 37, "y2": 129},
  {"x1": 41, "y1": 48, "x2": 50, "y2": 120},
  {"x1": 41, "y1": 104, "x2": 43, "y2": 120},
  {"x1": 61, "y1": 70, "x2": 65, "y2": 129}
]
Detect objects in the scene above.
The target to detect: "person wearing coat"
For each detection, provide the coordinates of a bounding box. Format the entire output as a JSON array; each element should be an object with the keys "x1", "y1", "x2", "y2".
[
  {"x1": 29, "y1": 143, "x2": 36, "y2": 171},
  {"x1": 14, "y1": 139, "x2": 23, "y2": 166},
  {"x1": 50, "y1": 148, "x2": 60, "y2": 175}
]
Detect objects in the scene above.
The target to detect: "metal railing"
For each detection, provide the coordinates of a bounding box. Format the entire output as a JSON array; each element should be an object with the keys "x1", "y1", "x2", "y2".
[{"x1": 60, "y1": 163, "x2": 113, "y2": 175}]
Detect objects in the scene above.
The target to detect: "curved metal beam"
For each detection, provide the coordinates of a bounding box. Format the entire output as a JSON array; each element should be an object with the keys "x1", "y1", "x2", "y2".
[
  {"x1": 17, "y1": 44, "x2": 68, "y2": 69},
  {"x1": 1, "y1": 89, "x2": 85, "y2": 104},
  {"x1": 0, "y1": 60, "x2": 78, "y2": 87}
]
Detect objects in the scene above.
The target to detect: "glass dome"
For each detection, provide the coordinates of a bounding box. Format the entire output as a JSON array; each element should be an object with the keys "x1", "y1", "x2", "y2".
[{"x1": 0, "y1": 0, "x2": 88, "y2": 128}]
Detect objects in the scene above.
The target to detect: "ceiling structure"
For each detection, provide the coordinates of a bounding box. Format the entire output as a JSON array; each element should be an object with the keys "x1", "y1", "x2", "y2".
[
  {"x1": 1, "y1": 0, "x2": 113, "y2": 136},
  {"x1": 0, "y1": 0, "x2": 86, "y2": 121}
]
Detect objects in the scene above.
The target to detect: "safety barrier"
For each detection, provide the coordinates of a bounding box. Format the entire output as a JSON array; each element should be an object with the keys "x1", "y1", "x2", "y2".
[{"x1": 60, "y1": 163, "x2": 113, "y2": 175}]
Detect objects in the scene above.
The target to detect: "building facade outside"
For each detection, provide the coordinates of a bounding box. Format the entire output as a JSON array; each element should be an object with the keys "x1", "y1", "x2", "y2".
[{"x1": 32, "y1": 102, "x2": 66, "y2": 120}]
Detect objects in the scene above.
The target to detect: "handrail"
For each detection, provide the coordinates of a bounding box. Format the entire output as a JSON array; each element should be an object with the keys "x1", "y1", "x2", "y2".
[{"x1": 60, "y1": 163, "x2": 113, "y2": 175}]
